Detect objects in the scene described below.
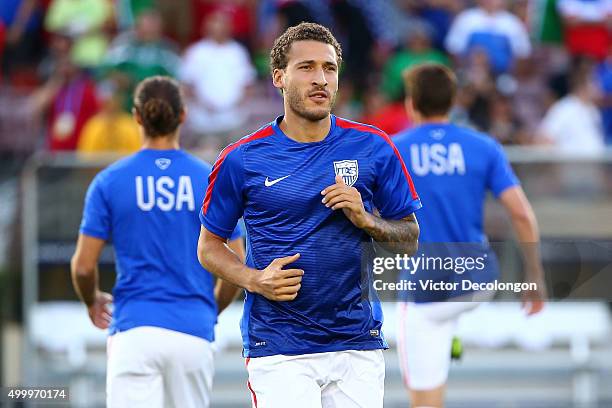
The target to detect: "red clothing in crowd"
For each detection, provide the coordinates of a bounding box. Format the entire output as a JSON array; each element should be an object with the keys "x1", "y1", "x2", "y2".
[
  {"x1": 192, "y1": 1, "x2": 255, "y2": 44},
  {"x1": 47, "y1": 75, "x2": 99, "y2": 151},
  {"x1": 565, "y1": 25, "x2": 610, "y2": 61},
  {"x1": 360, "y1": 102, "x2": 412, "y2": 136}
]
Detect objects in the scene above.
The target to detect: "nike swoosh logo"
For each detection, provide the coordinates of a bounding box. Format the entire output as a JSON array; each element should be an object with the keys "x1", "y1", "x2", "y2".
[{"x1": 265, "y1": 175, "x2": 291, "y2": 187}]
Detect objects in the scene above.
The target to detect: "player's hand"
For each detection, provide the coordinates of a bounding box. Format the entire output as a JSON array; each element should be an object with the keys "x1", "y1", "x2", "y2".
[
  {"x1": 87, "y1": 291, "x2": 113, "y2": 329},
  {"x1": 321, "y1": 175, "x2": 372, "y2": 229},
  {"x1": 521, "y1": 278, "x2": 547, "y2": 316},
  {"x1": 252, "y1": 253, "x2": 304, "y2": 301}
]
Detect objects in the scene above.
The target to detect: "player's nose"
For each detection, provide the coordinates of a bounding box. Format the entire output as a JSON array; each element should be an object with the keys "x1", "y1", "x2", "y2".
[{"x1": 311, "y1": 67, "x2": 328, "y2": 88}]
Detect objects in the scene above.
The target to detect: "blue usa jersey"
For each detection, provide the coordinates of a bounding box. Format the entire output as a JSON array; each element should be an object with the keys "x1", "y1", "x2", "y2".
[
  {"x1": 201, "y1": 115, "x2": 422, "y2": 357},
  {"x1": 79, "y1": 149, "x2": 242, "y2": 341},
  {"x1": 394, "y1": 123, "x2": 519, "y2": 301}
]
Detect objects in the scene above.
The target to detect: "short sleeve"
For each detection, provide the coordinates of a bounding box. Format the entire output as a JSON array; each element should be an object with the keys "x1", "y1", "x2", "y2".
[
  {"x1": 200, "y1": 145, "x2": 245, "y2": 239},
  {"x1": 373, "y1": 138, "x2": 422, "y2": 219},
  {"x1": 487, "y1": 141, "x2": 520, "y2": 197},
  {"x1": 79, "y1": 173, "x2": 111, "y2": 240}
]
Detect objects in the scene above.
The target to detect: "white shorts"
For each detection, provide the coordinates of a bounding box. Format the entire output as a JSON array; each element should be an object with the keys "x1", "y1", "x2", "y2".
[
  {"x1": 106, "y1": 326, "x2": 214, "y2": 408},
  {"x1": 246, "y1": 349, "x2": 385, "y2": 408},
  {"x1": 396, "y1": 301, "x2": 481, "y2": 391}
]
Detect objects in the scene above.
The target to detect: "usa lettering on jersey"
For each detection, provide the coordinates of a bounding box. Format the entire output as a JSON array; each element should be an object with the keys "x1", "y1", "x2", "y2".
[
  {"x1": 135, "y1": 175, "x2": 195, "y2": 211},
  {"x1": 410, "y1": 143, "x2": 466, "y2": 176}
]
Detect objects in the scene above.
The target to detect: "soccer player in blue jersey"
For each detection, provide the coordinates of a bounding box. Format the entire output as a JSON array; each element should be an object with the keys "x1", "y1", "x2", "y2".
[
  {"x1": 394, "y1": 64, "x2": 547, "y2": 408},
  {"x1": 197, "y1": 23, "x2": 421, "y2": 408},
  {"x1": 71, "y1": 76, "x2": 245, "y2": 408}
]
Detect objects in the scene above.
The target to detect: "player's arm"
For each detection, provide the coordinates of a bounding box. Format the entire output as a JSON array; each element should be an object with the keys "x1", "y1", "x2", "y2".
[
  {"x1": 200, "y1": 144, "x2": 304, "y2": 302},
  {"x1": 71, "y1": 234, "x2": 113, "y2": 329},
  {"x1": 322, "y1": 175, "x2": 420, "y2": 255},
  {"x1": 214, "y1": 236, "x2": 246, "y2": 313},
  {"x1": 498, "y1": 186, "x2": 547, "y2": 315},
  {"x1": 198, "y1": 227, "x2": 304, "y2": 301},
  {"x1": 362, "y1": 212, "x2": 419, "y2": 255}
]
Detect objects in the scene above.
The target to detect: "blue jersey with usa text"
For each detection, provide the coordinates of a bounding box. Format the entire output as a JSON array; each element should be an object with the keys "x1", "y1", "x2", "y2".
[
  {"x1": 79, "y1": 149, "x2": 242, "y2": 341},
  {"x1": 201, "y1": 115, "x2": 422, "y2": 357},
  {"x1": 394, "y1": 123, "x2": 519, "y2": 301}
]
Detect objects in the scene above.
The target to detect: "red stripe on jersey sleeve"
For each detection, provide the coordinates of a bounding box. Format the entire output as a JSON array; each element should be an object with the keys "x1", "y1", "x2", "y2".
[
  {"x1": 201, "y1": 126, "x2": 275, "y2": 216},
  {"x1": 336, "y1": 117, "x2": 419, "y2": 200}
]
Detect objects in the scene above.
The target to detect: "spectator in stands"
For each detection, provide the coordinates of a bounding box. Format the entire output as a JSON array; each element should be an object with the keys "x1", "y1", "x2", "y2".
[
  {"x1": 0, "y1": 0, "x2": 44, "y2": 80},
  {"x1": 539, "y1": 65, "x2": 605, "y2": 153},
  {"x1": 382, "y1": 21, "x2": 450, "y2": 102},
  {"x1": 179, "y1": 9, "x2": 255, "y2": 151},
  {"x1": 114, "y1": 0, "x2": 155, "y2": 30},
  {"x1": 444, "y1": 0, "x2": 531, "y2": 74},
  {"x1": 30, "y1": 55, "x2": 99, "y2": 151},
  {"x1": 512, "y1": 57, "x2": 552, "y2": 140},
  {"x1": 154, "y1": 0, "x2": 193, "y2": 48},
  {"x1": 459, "y1": 48, "x2": 497, "y2": 132},
  {"x1": 488, "y1": 92, "x2": 526, "y2": 144},
  {"x1": 101, "y1": 9, "x2": 180, "y2": 109},
  {"x1": 409, "y1": 0, "x2": 462, "y2": 50},
  {"x1": 77, "y1": 79, "x2": 140, "y2": 154},
  {"x1": 359, "y1": 85, "x2": 411, "y2": 135},
  {"x1": 192, "y1": 0, "x2": 256, "y2": 48},
  {"x1": 44, "y1": 0, "x2": 113, "y2": 68},
  {"x1": 557, "y1": 0, "x2": 611, "y2": 61}
]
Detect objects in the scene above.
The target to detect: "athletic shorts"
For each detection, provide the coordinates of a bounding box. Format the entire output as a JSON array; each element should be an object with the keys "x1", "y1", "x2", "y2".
[
  {"x1": 396, "y1": 301, "x2": 481, "y2": 390},
  {"x1": 106, "y1": 326, "x2": 214, "y2": 408},
  {"x1": 246, "y1": 349, "x2": 385, "y2": 408}
]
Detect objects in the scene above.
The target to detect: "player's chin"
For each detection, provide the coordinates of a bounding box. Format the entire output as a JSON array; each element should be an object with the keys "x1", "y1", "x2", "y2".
[{"x1": 302, "y1": 106, "x2": 332, "y2": 121}]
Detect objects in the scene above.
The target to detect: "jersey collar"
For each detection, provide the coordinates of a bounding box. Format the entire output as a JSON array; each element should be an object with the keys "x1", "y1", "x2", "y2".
[{"x1": 272, "y1": 114, "x2": 338, "y2": 146}]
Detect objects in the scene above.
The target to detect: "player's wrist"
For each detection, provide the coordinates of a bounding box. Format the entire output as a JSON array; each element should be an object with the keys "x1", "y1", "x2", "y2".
[
  {"x1": 359, "y1": 212, "x2": 376, "y2": 230},
  {"x1": 244, "y1": 268, "x2": 260, "y2": 294}
]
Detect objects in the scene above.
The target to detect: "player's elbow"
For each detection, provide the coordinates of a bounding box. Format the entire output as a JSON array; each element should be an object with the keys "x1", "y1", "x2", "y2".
[
  {"x1": 197, "y1": 229, "x2": 220, "y2": 271},
  {"x1": 70, "y1": 254, "x2": 94, "y2": 281},
  {"x1": 197, "y1": 238, "x2": 211, "y2": 270},
  {"x1": 509, "y1": 206, "x2": 534, "y2": 227},
  {"x1": 403, "y1": 229, "x2": 419, "y2": 257}
]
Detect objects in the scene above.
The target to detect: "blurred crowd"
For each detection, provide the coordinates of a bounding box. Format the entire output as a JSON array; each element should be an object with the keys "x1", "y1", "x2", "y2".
[{"x1": 1, "y1": 0, "x2": 612, "y2": 159}]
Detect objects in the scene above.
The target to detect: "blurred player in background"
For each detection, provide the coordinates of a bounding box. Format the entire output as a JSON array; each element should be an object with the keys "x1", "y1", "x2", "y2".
[
  {"x1": 394, "y1": 64, "x2": 547, "y2": 408},
  {"x1": 198, "y1": 22, "x2": 421, "y2": 408},
  {"x1": 71, "y1": 76, "x2": 244, "y2": 408}
]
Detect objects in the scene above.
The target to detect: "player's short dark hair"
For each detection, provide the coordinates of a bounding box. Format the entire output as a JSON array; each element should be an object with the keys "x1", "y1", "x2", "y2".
[
  {"x1": 270, "y1": 22, "x2": 342, "y2": 72},
  {"x1": 133, "y1": 76, "x2": 184, "y2": 138},
  {"x1": 404, "y1": 64, "x2": 457, "y2": 117}
]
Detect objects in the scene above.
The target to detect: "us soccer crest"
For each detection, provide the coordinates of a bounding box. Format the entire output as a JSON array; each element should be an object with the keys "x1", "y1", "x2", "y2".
[{"x1": 333, "y1": 160, "x2": 359, "y2": 186}]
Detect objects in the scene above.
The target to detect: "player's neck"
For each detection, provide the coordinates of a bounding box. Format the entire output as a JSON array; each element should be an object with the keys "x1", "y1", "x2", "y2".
[
  {"x1": 142, "y1": 135, "x2": 180, "y2": 150},
  {"x1": 415, "y1": 115, "x2": 450, "y2": 126},
  {"x1": 280, "y1": 110, "x2": 331, "y2": 143}
]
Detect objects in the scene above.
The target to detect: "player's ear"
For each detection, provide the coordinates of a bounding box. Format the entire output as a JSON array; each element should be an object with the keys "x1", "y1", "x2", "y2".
[
  {"x1": 272, "y1": 68, "x2": 285, "y2": 92},
  {"x1": 132, "y1": 108, "x2": 143, "y2": 125},
  {"x1": 179, "y1": 108, "x2": 187, "y2": 124}
]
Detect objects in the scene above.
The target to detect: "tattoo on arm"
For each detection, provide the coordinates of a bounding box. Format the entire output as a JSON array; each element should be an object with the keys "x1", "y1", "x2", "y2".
[{"x1": 363, "y1": 213, "x2": 419, "y2": 255}]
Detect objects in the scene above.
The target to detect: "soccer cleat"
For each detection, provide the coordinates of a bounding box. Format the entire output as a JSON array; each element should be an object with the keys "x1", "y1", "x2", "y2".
[{"x1": 451, "y1": 336, "x2": 463, "y2": 360}]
